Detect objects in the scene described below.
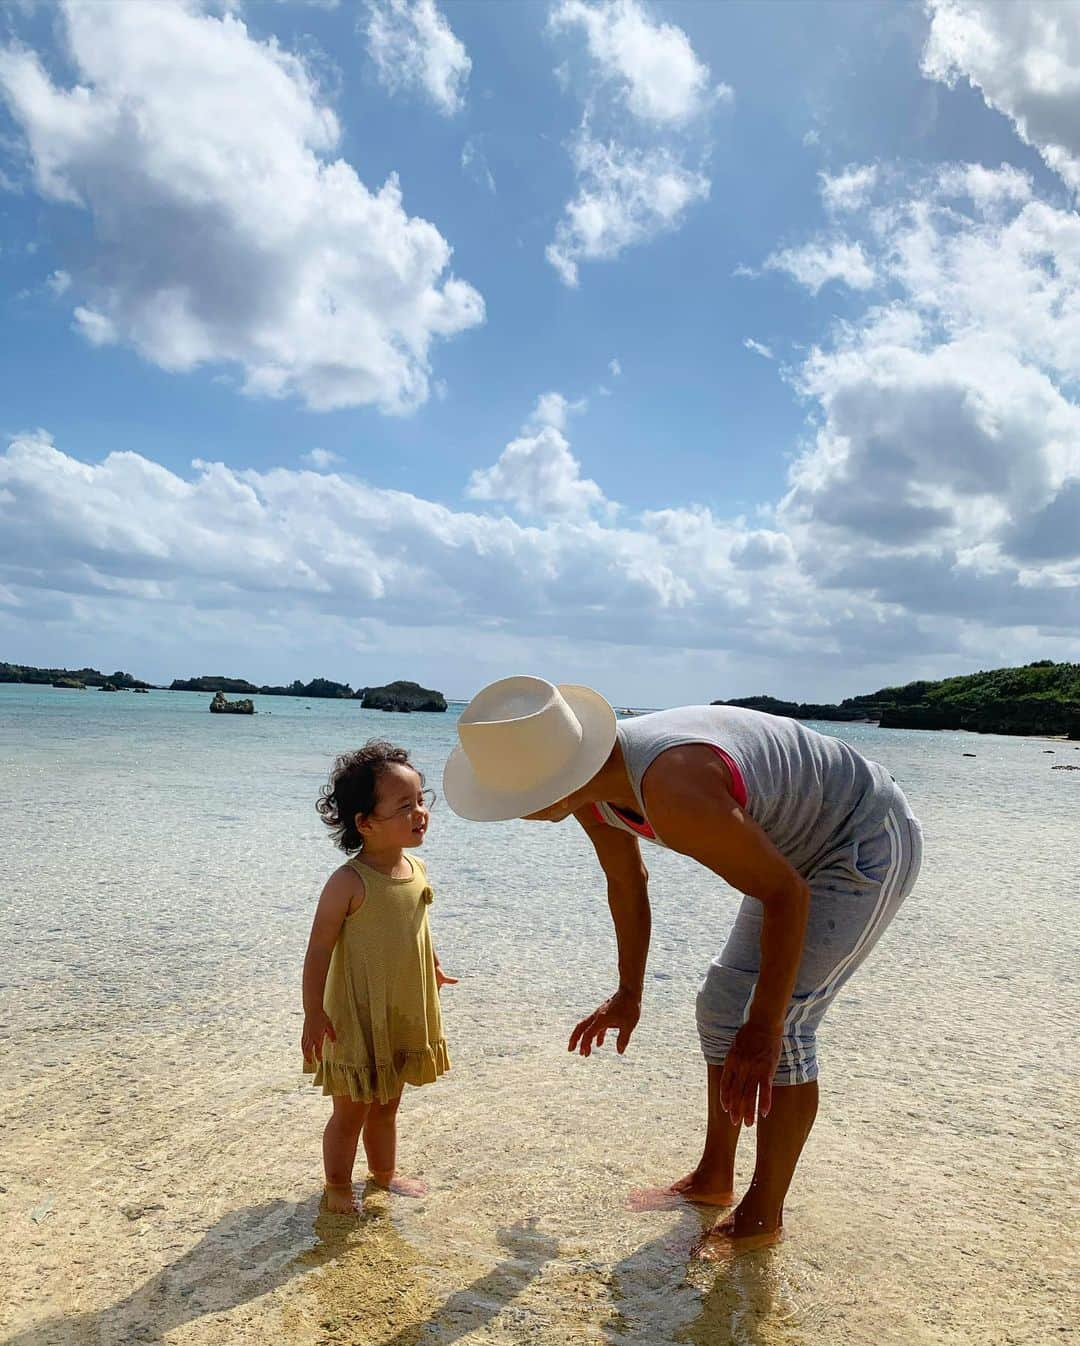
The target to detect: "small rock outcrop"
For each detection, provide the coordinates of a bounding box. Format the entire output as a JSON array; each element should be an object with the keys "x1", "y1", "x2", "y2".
[
  {"x1": 357, "y1": 680, "x2": 447, "y2": 713},
  {"x1": 209, "y1": 691, "x2": 255, "y2": 715},
  {"x1": 51, "y1": 678, "x2": 86, "y2": 689}
]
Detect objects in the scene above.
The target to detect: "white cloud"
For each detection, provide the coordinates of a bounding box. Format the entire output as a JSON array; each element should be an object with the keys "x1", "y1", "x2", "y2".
[
  {"x1": 547, "y1": 135, "x2": 709, "y2": 287},
  {"x1": 764, "y1": 239, "x2": 876, "y2": 294},
  {"x1": 608, "y1": 357, "x2": 622, "y2": 377},
  {"x1": 303, "y1": 448, "x2": 342, "y2": 470},
  {"x1": 366, "y1": 0, "x2": 471, "y2": 116},
  {"x1": 934, "y1": 161, "x2": 1031, "y2": 208},
  {"x1": 467, "y1": 394, "x2": 604, "y2": 517},
  {"x1": 46, "y1": 269, "x2": 70, "y2": 295},
  {"x1": 743, "y1": 337, "x2": 774, "y2": 360},
  {"x1": 461, "y1": 138, "x2": 496, "y2": 193},
  {"x1": 0, "y1": 0, "x2": 483, "y2": 413},
  {"x1": 467, "y1": 424, "x2": 608, "y2": 518},
  {"x1": 548, "y1": 0, "x2": 724, "y2": 286},
  {"x1": 529, "y1": 391, "x2": 587, "y2": 432},
  {"x1": 922, "y1": 0, "x2": 1080, "y2": 191},
  {"x1": 550, "y1": 0, "x2": 729, "y2": 126},
  {"x1": 819, "y1": 164, "x2": 878, "y2": 212}
]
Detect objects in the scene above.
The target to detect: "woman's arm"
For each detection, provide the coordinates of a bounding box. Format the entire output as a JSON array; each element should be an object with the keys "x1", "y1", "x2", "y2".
[
  {"x1": 566, "y1": 808, "x2": 651, "y2": 1056},
  {"x1": 301, "y1": 867, "x2": 358, "y2": 1060},
  {"x1": 642, "y1": 745, "x2": 811, "y2": 1125}
]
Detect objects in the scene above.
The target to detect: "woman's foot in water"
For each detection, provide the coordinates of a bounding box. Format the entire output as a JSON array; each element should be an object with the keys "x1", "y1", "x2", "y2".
[
  {"x1": 369, "y1": 1170, "x2": 428, "y2": 1198},
  {"x1": 627, "y1": 1169, "x2": 736, "y2": 1212},
  {"x1": 695, "y1": 1205, "x2": 783, "y2": 1259},
  {"x1": 323, "y1": 1182, "x2": 360, "y2": 1214}
]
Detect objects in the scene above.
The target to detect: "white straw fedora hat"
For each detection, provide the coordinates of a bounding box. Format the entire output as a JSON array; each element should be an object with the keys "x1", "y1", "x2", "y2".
[{"x1": 443, "y1": 676, "x2": 617, "y2": 821}]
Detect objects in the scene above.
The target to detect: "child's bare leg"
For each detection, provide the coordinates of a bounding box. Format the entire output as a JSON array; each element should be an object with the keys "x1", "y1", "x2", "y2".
[
  {"x1": 323, "y1": 1095, "x2": 368, "y2": 1212},
  {"x1": 629, "y1": 1064, "x2": 739, "y2": 1210},
  {"x1": 363, "y1": 1095, "x2": 428, "y2": 1197}
]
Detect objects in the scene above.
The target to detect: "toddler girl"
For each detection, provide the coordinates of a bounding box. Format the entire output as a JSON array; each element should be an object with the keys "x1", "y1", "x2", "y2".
[{"x1": 302, "y1": 739, "x2": 454, "y2": 1212}]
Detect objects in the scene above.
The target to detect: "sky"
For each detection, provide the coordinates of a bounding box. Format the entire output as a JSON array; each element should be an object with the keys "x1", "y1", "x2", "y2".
[{"x1": 1, "y1": 0, "x2": 1078, "y2": 705}]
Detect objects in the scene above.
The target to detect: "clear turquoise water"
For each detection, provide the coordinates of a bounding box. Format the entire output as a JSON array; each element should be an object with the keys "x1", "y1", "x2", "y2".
[{"x1": 1, "y1": 683, "x2": 1077, "y2": 1345}]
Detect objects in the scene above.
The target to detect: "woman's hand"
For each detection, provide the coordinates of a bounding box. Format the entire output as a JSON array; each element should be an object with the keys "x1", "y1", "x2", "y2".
[
  {"x1": 301, "y1": 1010, "x2": 336, "y2": 1063},
  {"x1": 435, "y1": 962, "x2": 458, "y2": 990},
  {"x1": 568, "y1": 987, "x2": 641, "y2": 1057},
  {"x1": 719, "y1": 1022, "x2": 782, "y2": 1125}
]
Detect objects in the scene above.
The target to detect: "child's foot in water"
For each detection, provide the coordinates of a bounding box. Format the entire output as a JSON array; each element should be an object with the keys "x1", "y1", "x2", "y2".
[
  {"x1": 323, "y1": 1183, "x2": 360, "y2": 1214},
  {"x1": 695, "y1": 1209, "x2": 783, "y2": 1259},
  {"x1": 628, "y1": 1170, "x2": 735, "y2": 1211},
  {"x1": 369, "y1": 1170, "x2": 428, "y2": 1197}
]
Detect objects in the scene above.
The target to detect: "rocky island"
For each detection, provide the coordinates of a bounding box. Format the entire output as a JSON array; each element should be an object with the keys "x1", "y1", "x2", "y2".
[
  {"x1": 715, "y1": 661, "x2": 1080, "y2": 739},
  {"x1": 358, "y1": 680, "x2": 448, "y2": 712},
  {"x1": 209, "y1": 691, "x2": 255, "y2": 715},
  {"x1": 1, "y1": 662, "x2": 151, "y2": 690}
]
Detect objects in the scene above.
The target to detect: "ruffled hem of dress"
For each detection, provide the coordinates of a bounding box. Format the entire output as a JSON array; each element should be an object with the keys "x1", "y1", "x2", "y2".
[{"x1": 303, "y1": 1039, "x2": 450, "y2": 1105}]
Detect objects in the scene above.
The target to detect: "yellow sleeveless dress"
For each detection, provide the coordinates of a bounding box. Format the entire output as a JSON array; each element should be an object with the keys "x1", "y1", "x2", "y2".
[{"x1": 305, "y1": 853, "x2": 450, "y2": 1105}]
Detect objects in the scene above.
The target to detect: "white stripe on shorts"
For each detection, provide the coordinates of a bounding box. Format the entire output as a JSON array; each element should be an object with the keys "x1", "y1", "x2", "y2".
[{"x1": 785, "y1": 807, "x2": 903, "y2": 1078}]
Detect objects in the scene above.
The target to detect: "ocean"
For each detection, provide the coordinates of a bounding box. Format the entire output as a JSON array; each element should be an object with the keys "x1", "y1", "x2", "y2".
[{"x1": 0, "y1": 683, "x2": 1076, "y2": 1345}]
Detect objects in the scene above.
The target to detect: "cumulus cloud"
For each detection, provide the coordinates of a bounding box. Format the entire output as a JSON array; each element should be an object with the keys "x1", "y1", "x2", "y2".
[
  {"x1": 365, "y1": 0, "x2": 471, "y2": 116},
  {"x1": 467, "y1": 393, "x2": 605, "y2": 517},
  {"x1": 550, "y1": 0, "x2": 728, "y2": 125},
  {"x1": 923, "y1": 0, "x2": 1080, "y2": 191},
  {"x1": 774, "y1": 169, "x2": 1080, "y2": 618},
  {"x1": 547, "y1": 0, "x2": 725, "y2": 286},
  {"x1": 0, "y1": 0, "x2": 483, "y2": 413},
  {"x1": 764, "y1": 239, "x2": 876, "y2": 294},
  {"x1": 609, "y1": 357, "x2": 622, "y2": 377},
  {"x1": 819, "y1": 164, "x2": 878, "y2": 212},
  {"x1": 546, "y1": 135, "x2": 709, "y2": 287}
]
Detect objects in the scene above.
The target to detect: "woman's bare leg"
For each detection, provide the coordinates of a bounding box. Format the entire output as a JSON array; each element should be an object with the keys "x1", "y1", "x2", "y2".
[
  {"x1": 700, "y1": 1079, "x2": 819, "y2": 1254},
  {"x1": 364, "y1": 1095, "x2": 428, "y2": 1197},
  {"x1": 323, "y1": 1095, "x2": 368, "y2": 1212},
  {"x1": 629, "y1": 1064, "x2": 739, "y2": 1210}
]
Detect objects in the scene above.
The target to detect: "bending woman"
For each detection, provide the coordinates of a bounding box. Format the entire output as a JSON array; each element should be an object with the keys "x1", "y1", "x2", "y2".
[{"x1": 443, "y1": 676, "x2": 922, "y2": 1252}]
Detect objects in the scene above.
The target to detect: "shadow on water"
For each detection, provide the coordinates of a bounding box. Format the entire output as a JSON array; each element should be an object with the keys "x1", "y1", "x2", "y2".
[
  {"x1": 6, "y1": 1196, "x2": 324, "y2": 1345},
  {"x1": 605, "y1": 1207, "x2": 801, "y2": 1346},
  {"x1": 6, "y1": 1193, "x2": 558, "y2": 1346}
]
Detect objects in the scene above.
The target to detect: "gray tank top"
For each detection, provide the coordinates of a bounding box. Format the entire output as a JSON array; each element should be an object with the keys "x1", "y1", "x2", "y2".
[{"x1": 597, "y1": 705, "x2": 897, "y2": 876}]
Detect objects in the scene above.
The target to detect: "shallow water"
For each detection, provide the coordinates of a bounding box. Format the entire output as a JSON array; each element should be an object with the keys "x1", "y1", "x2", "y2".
[{"x1": 0, "y1": 685, "x2": 1077, "y2": 1344}]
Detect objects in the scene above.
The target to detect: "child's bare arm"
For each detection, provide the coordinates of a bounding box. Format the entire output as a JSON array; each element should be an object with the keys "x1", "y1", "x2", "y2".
[
  {"x1": 433, "y1": 947, "x2": 458, "y2": 989},
  {"x1": 301, "y1": 867, "x2": 361, "y2": 1059}
]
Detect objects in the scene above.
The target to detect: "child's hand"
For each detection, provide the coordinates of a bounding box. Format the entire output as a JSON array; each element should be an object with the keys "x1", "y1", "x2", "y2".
[
  {"x1": 435, "y1": 964, "x2": 458, "y2": 990},
  {"x1": 301, "y1": 1010, "x2": 336, "y2": 1062}
]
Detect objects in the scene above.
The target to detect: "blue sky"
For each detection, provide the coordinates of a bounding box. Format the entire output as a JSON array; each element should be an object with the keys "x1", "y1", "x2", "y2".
[{"x1": 1, "y1": 0, "x2": 1078, "y2": 704}]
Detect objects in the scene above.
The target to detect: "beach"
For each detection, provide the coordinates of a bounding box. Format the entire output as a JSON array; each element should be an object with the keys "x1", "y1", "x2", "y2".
[{"x1": 0, "y1": 685, "x2": 1077, "y2": 1345}]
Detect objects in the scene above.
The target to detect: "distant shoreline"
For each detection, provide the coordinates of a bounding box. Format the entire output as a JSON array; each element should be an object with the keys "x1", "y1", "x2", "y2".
[{"x1": 3, "y1": 659, "x2": 1077, "y2": 739}]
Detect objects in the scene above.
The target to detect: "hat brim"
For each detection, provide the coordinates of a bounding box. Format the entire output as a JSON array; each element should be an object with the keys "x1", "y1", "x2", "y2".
[{"x1": 442, "y1": 684, "x2": 618, "y2": 822}]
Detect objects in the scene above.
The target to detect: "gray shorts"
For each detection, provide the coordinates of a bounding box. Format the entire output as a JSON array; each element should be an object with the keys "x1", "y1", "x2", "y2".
[{"x1": 696, "y1": 790, "x2": 923, "y2": 1086}]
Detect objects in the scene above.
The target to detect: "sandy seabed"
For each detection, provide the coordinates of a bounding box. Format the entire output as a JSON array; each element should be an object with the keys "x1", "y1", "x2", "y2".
[
  {"x1": 2, "y1": 700, "x2": 1078, "y2": 1345},
  {"x1": 1, "y1": 1003, "x2": 1076, "y2": 1346}
]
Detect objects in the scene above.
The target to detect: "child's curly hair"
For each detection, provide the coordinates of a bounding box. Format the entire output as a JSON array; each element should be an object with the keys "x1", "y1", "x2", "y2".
[{"x1": 316, "y1": 739, "x2": 423, "y2": 852}]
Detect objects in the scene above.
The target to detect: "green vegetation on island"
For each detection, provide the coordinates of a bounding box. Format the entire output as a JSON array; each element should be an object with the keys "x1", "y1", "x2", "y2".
[
  {"x1": 169, "y1": 675, "x2": 356, "y2": 698},
  {"x1": 0, "y1": 662, "x2": 151, "y2": 690},
  {"x1": 358, "y1": 680, "x2": 448, "y2": 712},
  {"x1": 168, "y1": 675, "x2": 445, "y2": 709},
  {"x1": 716, "y1": 661, "x2": 1080, "y2": 738}
]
